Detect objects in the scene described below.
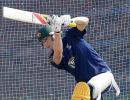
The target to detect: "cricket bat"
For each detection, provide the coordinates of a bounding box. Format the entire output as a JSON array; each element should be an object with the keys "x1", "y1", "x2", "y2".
[{"x1": 3, "y1": 6, "x2": 76, "y2": 27}]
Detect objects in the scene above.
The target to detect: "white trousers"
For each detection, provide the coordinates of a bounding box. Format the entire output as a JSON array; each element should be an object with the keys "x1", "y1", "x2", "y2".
[{"x1": 87, "y1": 71, "x2": 120, "y2": 100}]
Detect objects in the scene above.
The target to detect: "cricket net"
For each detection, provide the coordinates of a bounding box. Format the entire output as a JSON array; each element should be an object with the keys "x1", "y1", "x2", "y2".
[{"x1": 0, "y1": 0, "x2": 129, "y2": 100}]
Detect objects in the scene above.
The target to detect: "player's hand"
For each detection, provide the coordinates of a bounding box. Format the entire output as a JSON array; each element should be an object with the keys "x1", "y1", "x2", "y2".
[
  {"x1": 52, "y1": 15, "x2": 62, "y2": 33},
  {"x1": 60, "y1": 15, "x2": 71, "y2": 27}
]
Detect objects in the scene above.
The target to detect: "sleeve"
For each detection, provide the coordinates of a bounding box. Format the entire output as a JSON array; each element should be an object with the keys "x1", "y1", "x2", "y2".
[
  {"x1": 50, "y1": 60, "x2": 64, "y2": 69},
  {"x1": 50, "y1": 37, "x2": 75, "y2": 76},
  {"x1": 50, "y1": 56, "x2": 75, "y2": 76},
  {"x1": 48, "y1": 50, "x2": 64, "y2": 70}
]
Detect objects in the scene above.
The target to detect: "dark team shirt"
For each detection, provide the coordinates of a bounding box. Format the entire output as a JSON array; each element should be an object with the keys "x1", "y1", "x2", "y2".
[{"x1": 50, "y1": 27, "x2": 111, "y2": 82}]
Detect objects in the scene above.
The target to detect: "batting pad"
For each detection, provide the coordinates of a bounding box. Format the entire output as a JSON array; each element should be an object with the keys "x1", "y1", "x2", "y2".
[{"x1": 71, "y1": 82, "x2": 90, "y2": 100}]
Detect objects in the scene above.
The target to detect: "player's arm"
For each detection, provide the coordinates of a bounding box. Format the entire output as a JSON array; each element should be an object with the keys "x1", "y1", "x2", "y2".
[
  {"x1": 52, "y1": 16, "x2": 63, "y2": 65},
  {"x1": 60, "y1": 15, "x2": 89, "y2": 31},
  {"x1": 72, "y1": 17, "x2": 89, "y2": 31},
  {"x1": 53, "y1": 32, "x2": 63, "y2": 65}
]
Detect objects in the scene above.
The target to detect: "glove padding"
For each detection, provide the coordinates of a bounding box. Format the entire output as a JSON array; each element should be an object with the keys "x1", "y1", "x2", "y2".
[
  {"x1": 60, "y1": 15, "x2": 71, "y2": 27},
  {"x1": 51, "y1": 15, "x2": 62, "y2": 32}
]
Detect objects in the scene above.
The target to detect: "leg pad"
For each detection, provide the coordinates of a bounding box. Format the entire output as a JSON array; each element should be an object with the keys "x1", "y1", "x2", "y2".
[{"x1": 72, "y1": 82, "x2": 90, "y2": 100}]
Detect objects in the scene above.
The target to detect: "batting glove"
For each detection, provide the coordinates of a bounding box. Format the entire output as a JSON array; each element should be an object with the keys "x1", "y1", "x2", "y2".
[
  {"x1": 60, "y1": 15, "x2": 71, "y2": 27},
  {"x1": 52, "y1": 15, "x2": 62, "y2": 33}
]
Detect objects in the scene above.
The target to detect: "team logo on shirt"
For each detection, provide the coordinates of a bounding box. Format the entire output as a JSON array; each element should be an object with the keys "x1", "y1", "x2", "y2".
[
  {"x1": 68, "y1": 57, "x2": 75, "y2": 68},
  {"x1": 66, "y1": 43, "x2": 71, "y2": 50}
]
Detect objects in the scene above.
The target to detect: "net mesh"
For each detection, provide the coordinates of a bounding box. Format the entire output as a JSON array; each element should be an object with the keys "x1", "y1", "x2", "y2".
[{"x1": 0, "y1": 0, "x2": 129, "y2": 100}]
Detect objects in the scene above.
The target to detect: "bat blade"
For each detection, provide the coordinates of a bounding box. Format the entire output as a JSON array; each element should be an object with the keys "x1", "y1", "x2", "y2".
[
  {"x1": 3, "y1": 7, "x2": 77, "y2": 27},
  {"x1": 3, "y1": 7, "x2": 49, "y2": 25}
]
